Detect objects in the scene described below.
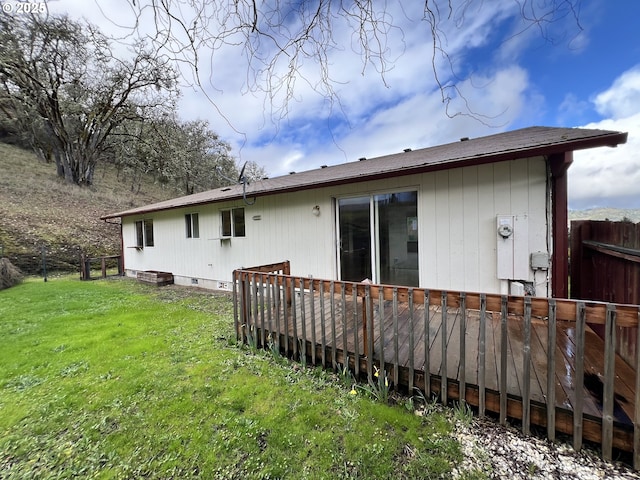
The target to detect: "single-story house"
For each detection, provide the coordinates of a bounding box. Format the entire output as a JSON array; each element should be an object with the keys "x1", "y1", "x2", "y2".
[{"x1": 101, "y1": 126, "x2": 627, "y2": 298}]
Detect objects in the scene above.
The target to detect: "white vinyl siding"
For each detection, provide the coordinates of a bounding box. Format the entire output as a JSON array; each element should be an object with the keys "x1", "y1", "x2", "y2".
[{"x1": 121, "y1": 156, "x2": 549, "y2": 295}]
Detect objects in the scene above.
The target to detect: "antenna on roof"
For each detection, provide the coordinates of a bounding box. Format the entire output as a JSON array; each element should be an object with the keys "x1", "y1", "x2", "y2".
[
  {"x1": 238, "y1": 161, "x2": 256, "y2": 206},
  {"x1": 215, "y1": 161, "x2": 257, "y2": 206}
]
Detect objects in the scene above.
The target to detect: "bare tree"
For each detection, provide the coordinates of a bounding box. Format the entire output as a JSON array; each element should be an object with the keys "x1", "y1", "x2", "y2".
[
  {"x1": 0, "y1": 11, "x2": 178, "y2": 186},
  {"x1": 115, "y1": 0, "x2": 582, "y2": 121},
  {"x1": 110, "y1": 115, "x2": 238, "y2": 195}
]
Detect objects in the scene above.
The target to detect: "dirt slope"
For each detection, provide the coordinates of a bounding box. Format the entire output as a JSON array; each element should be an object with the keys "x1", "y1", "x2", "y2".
[{"x1": 0, "y1": 142, "x2": 178, "y2": 274}]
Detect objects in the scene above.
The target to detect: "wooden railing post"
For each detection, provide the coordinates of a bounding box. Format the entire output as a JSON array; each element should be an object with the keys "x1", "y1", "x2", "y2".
[
  {"x1": 478, "y1": 293, "x2": 486, "y2": 417},
  {"x1": 441, "y1": 291, "x2": 448, "y2": 404},
  {"x1": 547, "y1": 299, "x2": 557, "y2": 441},
  {"x1": 574, "y1": 302, "x2": 586, "y2": 452},
  {"x1": 423, "y1": 290, "x2": 430, "y2": 398},
  {"x1": 365, "y1": 284, "x2": 373, "y2": 384},
  {"x1": 634, "y1": 308, "x2": 640, "y2": 470},
  {"x1": 408, "y1": 289, "x2": 415, "y2": 394},
  {"x1": 352, "y1": 283, "x2": 360, "y2": 377},
  {"x1": 499, "y1": 295, "x2": 508, "y2": 425},
  {"x1": 522, "y1": 296, "x2": 532, "y2": 435},
  {"x1": 378, "y1": 286, "x2": 386, "y2": 389},
  {"x1": 459, "y1": 292, "x2": 466, "y2": 404},
  {"x1": 602, "y1": 304, "x2": 616, "y2": 461}
]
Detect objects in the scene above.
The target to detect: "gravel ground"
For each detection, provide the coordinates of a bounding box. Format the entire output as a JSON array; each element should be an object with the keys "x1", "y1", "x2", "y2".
[{"x1": 453, "y1": 416, "x2": 639, "y2": 479}]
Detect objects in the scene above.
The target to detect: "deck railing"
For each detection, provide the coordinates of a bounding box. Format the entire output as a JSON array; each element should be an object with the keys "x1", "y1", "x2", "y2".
[{"x1": 233, "y1": 262, "x2": 640, "y2": 468}]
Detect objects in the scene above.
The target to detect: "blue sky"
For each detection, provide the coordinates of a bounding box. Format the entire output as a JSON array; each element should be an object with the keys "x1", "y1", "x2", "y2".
[{"x1": 45, "y1": 0, "x2": 640, "y2": 210}]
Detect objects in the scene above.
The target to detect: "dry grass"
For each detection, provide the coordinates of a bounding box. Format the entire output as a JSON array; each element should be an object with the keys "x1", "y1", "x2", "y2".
[
  {"x1": 0, "y1": 142, "x2": 179, "y2": 274},
  {"x1": 0, "y1": 257, "x2": 22, "y2": 290}
]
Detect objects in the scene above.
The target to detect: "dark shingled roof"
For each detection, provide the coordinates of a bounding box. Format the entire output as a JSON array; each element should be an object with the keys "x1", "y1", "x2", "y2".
[{"x1": 102, "y1": 126, "x2": 627, "y2": 220}]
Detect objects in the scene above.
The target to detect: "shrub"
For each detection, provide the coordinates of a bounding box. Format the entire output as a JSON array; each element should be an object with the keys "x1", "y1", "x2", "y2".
[{"x1": 0, "y1": 257, "x2": 23, "y2": 290}]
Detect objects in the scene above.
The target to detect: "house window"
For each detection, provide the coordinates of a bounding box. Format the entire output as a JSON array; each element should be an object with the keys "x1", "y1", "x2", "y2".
[
  {"x1": 135, "y1": 219, "x2": 154, "y2": 247},
  {"x1": 221, "y1": 208, "x2": 245, "y2": 237},
  {"x1": 135, "y1": 221, "x2": 144, "y2": 247},
  {"x1": 185, "y1": 213, "x2": 199, "y2": 238}
]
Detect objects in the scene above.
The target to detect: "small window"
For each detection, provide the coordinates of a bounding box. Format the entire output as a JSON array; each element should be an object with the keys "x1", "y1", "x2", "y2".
[
  {"x1": 221, "y1": 207, "x2": 245, "y2": 237},
  {"x1": 144, "y1": 219, "x2": 154, "y2": 247},
  {"x1": 135, "y1": 219, "x2": 154, "y2": 247},
  {"x1": 135, "y1": 220, "x2": 144, "y2": 247},
  {"x1": 233, "y1": 208, "x2": 245, "y2": 237},
  {"x1": 185, "y1": 213, "x2": 200, "y2": 238},
  {"x1": 221, "y1": 210, "x2": 232, "y2": 237}
]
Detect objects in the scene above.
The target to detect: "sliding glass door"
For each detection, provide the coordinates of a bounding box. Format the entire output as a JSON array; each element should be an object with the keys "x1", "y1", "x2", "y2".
[
  {"x1": 338, "y1": 191, "x2": 418, "y2": 286},
  {"x1": 338, "y1": 196, "x2": 372, "y2": 282}
]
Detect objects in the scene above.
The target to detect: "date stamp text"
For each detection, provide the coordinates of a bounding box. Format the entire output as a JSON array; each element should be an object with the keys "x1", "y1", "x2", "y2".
[{"x1": 1, "y1": 2, "x2": 47, "y2": 14}]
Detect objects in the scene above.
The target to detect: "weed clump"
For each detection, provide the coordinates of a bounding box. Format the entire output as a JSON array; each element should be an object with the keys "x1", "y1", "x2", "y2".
[{"x1": 0, "y1": 257, "x2": 23, "y2": 290}]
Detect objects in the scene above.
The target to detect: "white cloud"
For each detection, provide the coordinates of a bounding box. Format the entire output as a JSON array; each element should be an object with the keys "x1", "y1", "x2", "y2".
[
  {"x1": 570, "y1": 113, "x2": 640, "y2": 209},
  {"x1": 570, "y1": 65, "x2": 640, "y2": 209},
  {"x1": 593, "y1": 66, "x2": 640, "y2": 120}
]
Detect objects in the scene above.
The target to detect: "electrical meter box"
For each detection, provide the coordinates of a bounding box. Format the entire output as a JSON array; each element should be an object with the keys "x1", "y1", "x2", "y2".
[{"x1": 496, "y1": 214, "x2": 529, "y2": 280}]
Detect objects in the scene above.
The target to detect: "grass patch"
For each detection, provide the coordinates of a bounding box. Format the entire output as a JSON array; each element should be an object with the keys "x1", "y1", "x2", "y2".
[{"x1": 0, "y1": 277, "x2": 476, "y2": 479}]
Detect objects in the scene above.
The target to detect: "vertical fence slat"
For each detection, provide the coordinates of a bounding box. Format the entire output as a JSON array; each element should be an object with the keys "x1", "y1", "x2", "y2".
[
  {"x1": 330, "y1": 281, "x2": 337, "y2": 370},
  {"x1": 408, "y1": 288, "x2": 415, "y2": 395},
  {"x1": 309, "y1": 278, "x2": 316, "y2": 365},
  {"x1": 547, "y1": 299, "x2": 557, "y2": 441},
  {"x1": 283, "y1": 277, "x2": 290, "y2": 356},
  {"x1": 274, "y1": 276, "x2": 282, "y2": 352},
  {"x1": 291, "y1": 277, "x2": 298, "y2": 359},
  {"x1": 319, "y1": 280, "x2": 327, "y2": 368},
  {"x1": 499, "y1": 295, "x2": 508, "y2": 425},
  {"x1": 299, "y1": 278, "x2": 307, "y2": 363},
  {"x1": 341, "y1": 287, "x2": 348, "y2": 370},
  {"x1": 243, "y1": 275, "x2": 252, "y2": 343},
  {"x1": 233, "y1": 272, "x2": 240, "y2": 342},
  {"x1": 251, "y1": 273, "x2": 258, "y2": 345},
  {"x1": 352, "y1": 283, "x2": 360, "y2": 378},
  {"x1": 393, "y1": 287, "x2": 399, "y2": 390},
  {"x1": 479, "y1": 293, "x2": 486, "y2": 417},
  {"x1": 266, "y1": 274, "x2": 273, "y2": 345},
  {"x1": 634, "y1": 308, "x2": 640, "y2": 470},
  {"x1": 424, "y1": 290, "x2": 431, "y2": 398},
  {"x1": 459, "y1": 292, "x2": 466, "y2": 404},
  {"x1": 378, "y1": 286, "x2": 386, "y2": 386},
  {"x1": 602, "y1": 304, "x2": 616, "y2": 461},
  {"x1": 574, "y1": 301, "x2": 586, "y2": 452},
  {"x1": 441, "y1": 291, "x2": 448, "y2": 404},
  {"x1": 259, "y1": 274, "x2": 266, "y2": 348},
  {"x1": 522, "y1": 297, "x2": 532, "y2": 435},
  {"x1": 365, "y1": 285, "x2": 373, "y2": 384}
]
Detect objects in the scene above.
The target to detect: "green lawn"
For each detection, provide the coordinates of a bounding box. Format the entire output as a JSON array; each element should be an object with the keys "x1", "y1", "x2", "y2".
[{"x1": 0, "y1": 277, "x2": 483, "y2": 479}]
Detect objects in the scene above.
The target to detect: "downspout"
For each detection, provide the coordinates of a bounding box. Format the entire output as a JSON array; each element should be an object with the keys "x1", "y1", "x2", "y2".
[{"x1": 549, "y1": 152, "x2": 573, "y2": 299}]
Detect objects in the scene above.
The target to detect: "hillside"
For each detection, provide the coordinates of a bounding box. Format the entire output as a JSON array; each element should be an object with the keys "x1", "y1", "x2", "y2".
[
  {"x1": 0, "y1": 142, "x2": 180, "y2": 274},
  {"x1": 569, "y1": 208, "x2": 640, "y2": 223}
]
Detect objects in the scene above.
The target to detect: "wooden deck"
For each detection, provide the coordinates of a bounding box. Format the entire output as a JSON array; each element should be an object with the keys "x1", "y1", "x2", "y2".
[{"x1": 234, "y1": 265, "x2": 640, "y2": 465}]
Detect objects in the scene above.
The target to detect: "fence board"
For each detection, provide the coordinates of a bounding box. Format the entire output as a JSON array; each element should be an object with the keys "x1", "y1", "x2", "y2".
[
  {"x1": 574, "y1": 302, "x2": 586, "y2": 451},
  {"x1": 602, "y1": 305, "x2": 616, "y2": 461}
]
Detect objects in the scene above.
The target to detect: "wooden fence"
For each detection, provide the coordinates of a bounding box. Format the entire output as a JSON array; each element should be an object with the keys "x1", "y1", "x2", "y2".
[
  {"x1": 80, "y1": 254, "x2": 123, "y2": 280},
  {"x1": 571, "y1": 220, "x2": 640, "y2": 370},
  {"x1": 233, "y1": 261, "x2": 640, "y2": 468}
]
